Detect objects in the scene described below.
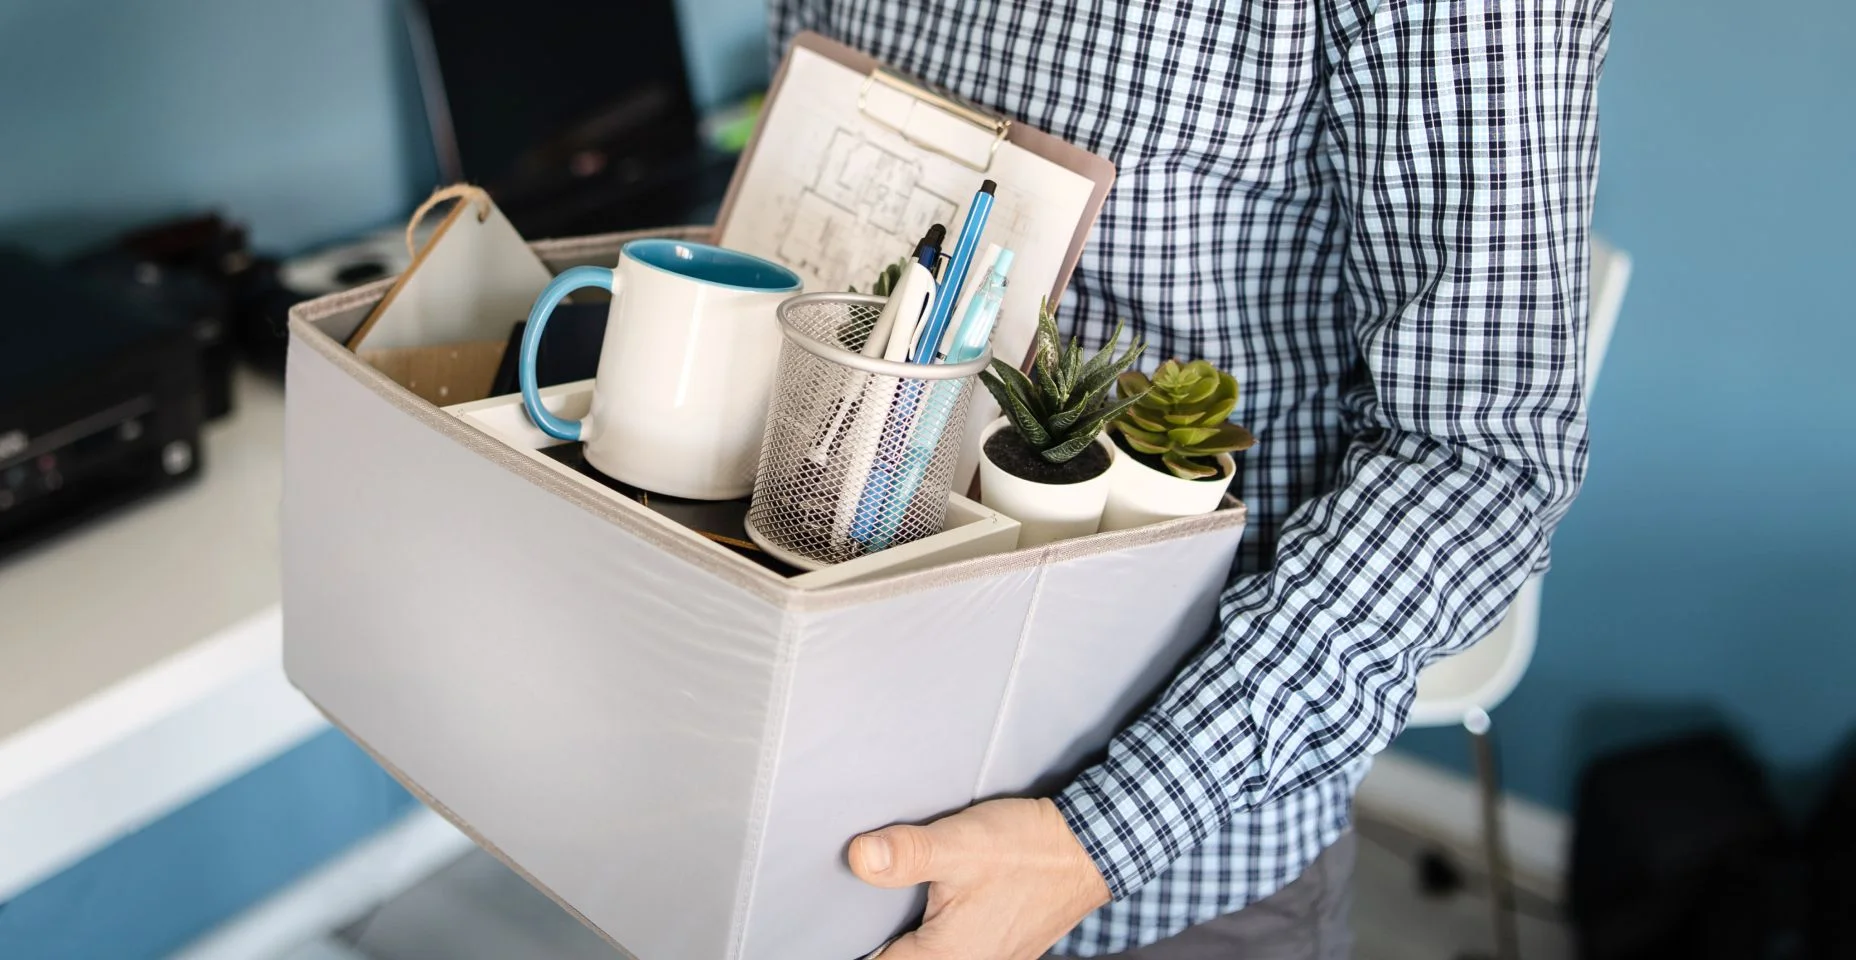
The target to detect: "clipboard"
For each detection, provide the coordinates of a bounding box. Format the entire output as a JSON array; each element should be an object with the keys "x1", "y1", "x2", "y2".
[
  {"x1": 713, "y1": 31, "x2": 1117, "y2": 486},
  {"x1": 715, "y1": 31, "x2": 1114, "y2": 315}
]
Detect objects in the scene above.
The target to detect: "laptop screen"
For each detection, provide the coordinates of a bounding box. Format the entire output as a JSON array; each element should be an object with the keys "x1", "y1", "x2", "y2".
[{"x1": 407, "y1": 0, "x2": 706, "y2": 235}]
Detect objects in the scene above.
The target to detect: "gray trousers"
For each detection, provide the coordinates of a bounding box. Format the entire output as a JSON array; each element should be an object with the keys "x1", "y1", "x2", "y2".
[{"x1": 1064, "y1": 832, "x2": 1356, "y2": 960}]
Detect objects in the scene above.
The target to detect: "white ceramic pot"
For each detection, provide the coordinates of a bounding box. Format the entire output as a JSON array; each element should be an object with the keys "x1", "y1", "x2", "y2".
[
  {"x1": 1099, "y1": 439, "x2": 1234, "y2": 532},
  {"x1": 977, "y1": 417, "x2": 1115, "y2": 548}
]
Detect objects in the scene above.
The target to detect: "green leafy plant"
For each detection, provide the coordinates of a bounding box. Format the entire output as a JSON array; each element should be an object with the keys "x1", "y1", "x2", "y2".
[
  {"x1": 979, "y1": 298, "x2": 1148, "y2": 465},
  {"x1": 849, "y1": 258, "x2": 907, "y2": 296},
  {"x1": 1113, "y1": 359, "x2": 1255, "y2": 479}
]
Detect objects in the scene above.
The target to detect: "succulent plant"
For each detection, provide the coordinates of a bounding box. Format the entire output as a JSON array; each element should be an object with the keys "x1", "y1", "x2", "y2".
[
  {"x1": 1113, "y1": 359, "x2": 1255, "y2": 479},
  {"x1": 979, "y1": 298, "x2": 1148, "y2": 465}
]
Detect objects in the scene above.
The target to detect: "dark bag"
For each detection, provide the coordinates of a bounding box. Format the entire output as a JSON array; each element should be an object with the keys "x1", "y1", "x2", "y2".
[
  {"x1": 1809, "y1": 745, "x2": 1856, "y2": 959},
  {"x1": 1570, "y1": 731, "x2": 1809, "y2": 960}
]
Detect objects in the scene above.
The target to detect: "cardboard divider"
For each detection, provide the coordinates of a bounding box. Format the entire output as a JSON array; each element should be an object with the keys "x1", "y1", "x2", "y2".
[{"x1": 443, "y1": 381, "x2": 1022, "y2": 589}]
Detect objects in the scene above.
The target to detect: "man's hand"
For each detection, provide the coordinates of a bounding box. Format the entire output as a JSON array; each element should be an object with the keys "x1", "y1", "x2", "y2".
[{"x1": 849, "y1": 798, "x2": 1111, "y2": 960}]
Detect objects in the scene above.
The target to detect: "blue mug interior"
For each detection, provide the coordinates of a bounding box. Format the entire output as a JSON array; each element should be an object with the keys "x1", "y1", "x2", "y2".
[{"x1": 624, "y1": 239, "x2": 802, "y2": 292}]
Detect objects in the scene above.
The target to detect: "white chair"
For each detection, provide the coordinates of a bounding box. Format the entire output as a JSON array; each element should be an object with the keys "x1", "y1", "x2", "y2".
[{"x1": 1404, "y1": 236, "x2": 1631, "y2": 959}]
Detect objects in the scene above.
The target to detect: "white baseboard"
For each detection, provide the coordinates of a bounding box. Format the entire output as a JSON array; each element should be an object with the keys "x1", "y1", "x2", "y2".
[
  {"x1": 172, "y1": 805, "x2": 476, "y2": 960},
  {"x1": 1355, "y1": 751, "x2": 1570, "y2": 904},
  {"x1": 0, "y1": 607, "x2": 329, "y2": 903}
]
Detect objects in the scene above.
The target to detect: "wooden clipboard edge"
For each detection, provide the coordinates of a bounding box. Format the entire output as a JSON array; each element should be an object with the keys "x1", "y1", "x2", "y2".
[
  {"x1": 714, "y1": 30, "x2": 1117, "y2": 331},
  {"x1": 709, "y1": 31, "x2": 826, "y2": 246},
  {"x1": 1008, "y1": 114, "x2": 1117, "y2": 331},
  {"x1": 343, "y1": 198, "x2": 474, "y2": 351}
]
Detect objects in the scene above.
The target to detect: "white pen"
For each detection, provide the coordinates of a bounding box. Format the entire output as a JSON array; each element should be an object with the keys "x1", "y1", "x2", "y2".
[
  {"x1": 861, "y1": 227, "x2": 943, "y2": 357},
  {"x1": 862, "y1": 261, "x2": 935, "y2": 358},
  {"x1": 814, "y1": 261, "x2": 936, "y2": 467},
  {"x1": 881, "y1": 262, "x2": 936, "y2": 362}
]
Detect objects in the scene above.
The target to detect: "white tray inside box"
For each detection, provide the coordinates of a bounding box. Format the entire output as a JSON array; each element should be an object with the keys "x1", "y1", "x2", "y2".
[{"x1": 443, "y1": 381, "x2": 1021, "y2": 589}]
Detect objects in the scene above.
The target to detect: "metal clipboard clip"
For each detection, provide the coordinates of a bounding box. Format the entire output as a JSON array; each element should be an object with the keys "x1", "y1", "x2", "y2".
[{"x1": 857, "y1": 68, "x2": 1012, "y2": 172}]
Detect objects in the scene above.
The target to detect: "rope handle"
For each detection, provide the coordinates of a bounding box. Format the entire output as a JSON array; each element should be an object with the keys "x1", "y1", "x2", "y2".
[{"x1": 405, "y1": 184, "x2": 492, "y2": 259}]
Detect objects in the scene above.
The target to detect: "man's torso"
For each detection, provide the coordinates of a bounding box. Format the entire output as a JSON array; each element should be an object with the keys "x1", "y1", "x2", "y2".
[
  {"x1": 771, "y1": 0, "x2": 1366, "y2": 577},
  {"x1": 769, "y1": 3, "x2": 1372, "y2": 952}
]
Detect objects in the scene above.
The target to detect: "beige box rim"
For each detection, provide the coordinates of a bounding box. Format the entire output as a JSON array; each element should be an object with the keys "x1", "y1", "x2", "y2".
[{"x1": 285, "y1": 226, "x2": 1247, "y2": 615}]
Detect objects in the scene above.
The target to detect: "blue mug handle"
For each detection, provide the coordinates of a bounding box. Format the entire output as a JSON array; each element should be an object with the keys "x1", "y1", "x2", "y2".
[{"x1": 519, "y1": 265, "x2": 616, "y2": 441}]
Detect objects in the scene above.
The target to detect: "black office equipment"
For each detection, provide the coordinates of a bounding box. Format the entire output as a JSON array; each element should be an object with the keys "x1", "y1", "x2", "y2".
[
  {"x1": 68, "y1": 214, "x2": 259, "y2": 419},
  {"x1": 0, "y1": 248, "x2": 204, "y2": 558},
  {"x1": 405, "y1": 0, "x2": 733, "y2": 238}
]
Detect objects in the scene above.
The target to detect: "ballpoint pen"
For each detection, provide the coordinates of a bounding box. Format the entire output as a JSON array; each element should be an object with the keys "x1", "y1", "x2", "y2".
[
  {"x1": 833, "y1": 230, "x2": 944, "y2": 534},
  {"x1": 937, "y1": 244, "x2": 1000, "y2": 360},
  {"x1": 943, "y1": 248, "x2": 1013, "y2": 365},
  {"x1": 862, "y1": 250, "x2": 1014, "y2": 549},
  {"x1": 915, "y1": 224, "x2": 945, "y2": 270},
  {"x1": 813, "y1": 228, "x2": 942, "y2": 469},
  {"x1": 862, "y1": 225, "x2": 943, "y2": 358},
  {"x1": 909, "y1": 181, "x2": 994, "y2": 364},
  {"x1": 868, "y1": 262, "x2": 936, "y2": 361},
  {"x1": 855, "y1": 179, "x2": 997, "y2": 548}
]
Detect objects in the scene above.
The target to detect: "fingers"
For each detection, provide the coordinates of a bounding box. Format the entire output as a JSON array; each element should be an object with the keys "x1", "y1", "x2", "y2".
[{"x1": 849, "y1": 823, "x2": 940, "y2": 888}]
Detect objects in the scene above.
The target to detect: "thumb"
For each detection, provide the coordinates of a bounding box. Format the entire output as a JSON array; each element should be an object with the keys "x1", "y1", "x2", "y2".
[{"x1": 848, "y1": 823, "x2": 949, "y2": 888}]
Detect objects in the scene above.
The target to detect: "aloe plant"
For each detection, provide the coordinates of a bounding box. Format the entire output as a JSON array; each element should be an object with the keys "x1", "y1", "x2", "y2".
[
  {"x1": 1113, "y1": 359, "x2": 1255, "y2": 479},
  {"x1": 979, "y1": 298, "x2": 1148, "y2": 465}
]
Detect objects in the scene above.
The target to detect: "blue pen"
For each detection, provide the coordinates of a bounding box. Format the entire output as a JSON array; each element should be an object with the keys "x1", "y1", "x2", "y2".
[
  {"x1": 852, "y1": 180, "x2": 997, "y2": 549},
  {"x1": 847, "y1": 389, "x2": 921, "y2": 546},
  {"x1": 908, "y1": 180, "x2": 994, "y2": 364},
  {"x1": 915, "y1": 223, "x2": 946, "y2": 269},
  {"x1": 942, "y1": 249, "x2": 1012, "y2": 365},
  {"x1": 863, "y1": 250, "x2": 1014, "y2": 549}
]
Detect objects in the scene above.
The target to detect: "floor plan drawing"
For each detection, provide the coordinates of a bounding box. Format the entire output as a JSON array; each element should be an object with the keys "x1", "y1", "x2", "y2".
[
  {"x1": 717, "y1": 44, "x2": 1102, "y2": 489},
  {"x1": 775, "y1": 129, "x2": 958, "y2": 291}
]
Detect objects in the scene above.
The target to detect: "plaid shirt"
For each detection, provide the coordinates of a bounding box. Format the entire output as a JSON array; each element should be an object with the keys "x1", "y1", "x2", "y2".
[{"x1": 770, "y1": 1, "x2": 1608, "y2": 953}]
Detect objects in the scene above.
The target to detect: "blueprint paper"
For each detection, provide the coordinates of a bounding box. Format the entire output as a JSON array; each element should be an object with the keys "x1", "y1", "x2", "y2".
[{"x1": 719, "y1": 45, "x2": 1099, "y2": 486}]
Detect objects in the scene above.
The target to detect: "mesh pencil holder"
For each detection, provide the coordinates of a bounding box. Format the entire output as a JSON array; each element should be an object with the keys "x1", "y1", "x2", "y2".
[{"x1": 745, "y1": 293, "x2": 991, "y2": 569}]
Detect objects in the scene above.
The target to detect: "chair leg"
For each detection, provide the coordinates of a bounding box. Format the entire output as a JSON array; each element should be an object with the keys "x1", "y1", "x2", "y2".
[{"x1": 1466, "y1": 709, "x2": 1521, "y2": 960}]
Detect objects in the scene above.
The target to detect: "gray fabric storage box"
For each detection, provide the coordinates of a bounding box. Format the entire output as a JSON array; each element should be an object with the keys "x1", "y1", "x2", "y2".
[{"x1": 281, "y1": 228, "x2": 1247, "y2": 960}]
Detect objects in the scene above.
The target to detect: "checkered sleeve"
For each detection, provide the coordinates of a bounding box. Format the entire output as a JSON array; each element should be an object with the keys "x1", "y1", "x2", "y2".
[
  {"x1": 1056, "y1": 0, "x2": 1609, "y2": 899},
  {"x1": 766, "y1": 0, "x2": 821, "y2": 71}
]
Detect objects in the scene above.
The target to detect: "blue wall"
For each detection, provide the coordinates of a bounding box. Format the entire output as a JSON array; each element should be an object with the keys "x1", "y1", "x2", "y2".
[
  {"x1": 678, "y1": 0, "x2": 772, "y2": 110},
  {"x1": 0, "y1": 0, "x2": 768, "y2": 260},
  {"x1": 0, "y1": 2, "x2": 770, "y2": 955},
  {"x1": 0, "y1": 0, "x2": 436, "y2": 258},
  {"x1": 1394, "y1": 0, "x2": 1856, "y2": 810}
]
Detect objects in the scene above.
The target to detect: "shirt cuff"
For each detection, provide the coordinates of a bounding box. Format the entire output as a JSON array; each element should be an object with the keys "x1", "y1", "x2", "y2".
[{"x1": 1053, "y1": 710, "x2": 1235, "y2": 899}]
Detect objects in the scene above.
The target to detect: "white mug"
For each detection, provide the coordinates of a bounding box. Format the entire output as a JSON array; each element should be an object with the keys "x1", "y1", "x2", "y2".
[{"x1": 518, "y1": 239, "x2": 802, "y2": 500}]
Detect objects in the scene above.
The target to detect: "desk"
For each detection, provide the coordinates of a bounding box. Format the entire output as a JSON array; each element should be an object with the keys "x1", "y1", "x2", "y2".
[{"x1": 0, "y1": 369, "x2": 324, "y2": 901}]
